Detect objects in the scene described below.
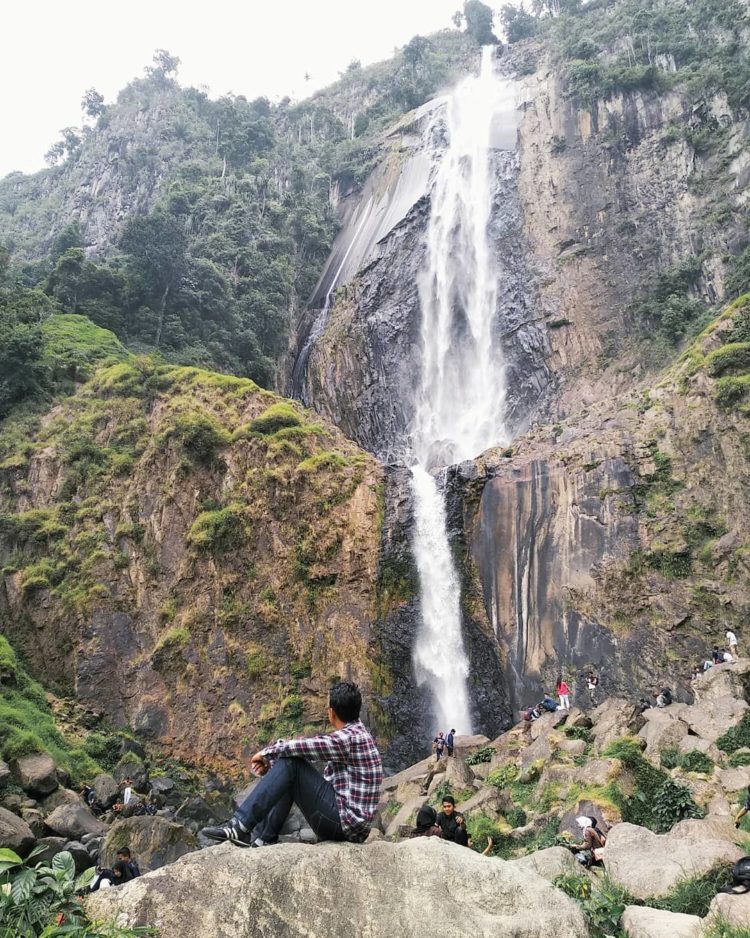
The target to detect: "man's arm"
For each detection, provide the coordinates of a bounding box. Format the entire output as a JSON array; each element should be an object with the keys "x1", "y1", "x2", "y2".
[{"x1": 260, "y1": 729, "x2": 350, "y2": 765}]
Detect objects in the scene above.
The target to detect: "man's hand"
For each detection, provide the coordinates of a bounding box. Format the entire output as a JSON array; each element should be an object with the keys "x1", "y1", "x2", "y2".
[{"x1": 250, "y1": 753, "x2": 269, "y2": 777}]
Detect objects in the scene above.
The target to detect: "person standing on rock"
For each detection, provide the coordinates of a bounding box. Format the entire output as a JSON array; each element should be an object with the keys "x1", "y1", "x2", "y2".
[
  {"x1": 727, "y1": 630, "x2": 740, "y2": 658},
  {"x1": 202, "y1": 681, "x2": 382, "y2": 848},
  {"x1": 433, "y1": 731, "x2": 446, "y2": 759},
  {"x1": 556, "y1": 676, "x2": 570, "y2": 711},
  {"x1": 586, "y1": 672, "x2": 599, "y2": 704},
  {"x1": 446, "y1": 729, "x2": 456, "y2": 758}
]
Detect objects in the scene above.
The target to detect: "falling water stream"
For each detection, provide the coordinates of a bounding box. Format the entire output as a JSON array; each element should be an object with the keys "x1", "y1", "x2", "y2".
[{"x1": 410, "y1": 47, "x2": 512, "y2": 734}]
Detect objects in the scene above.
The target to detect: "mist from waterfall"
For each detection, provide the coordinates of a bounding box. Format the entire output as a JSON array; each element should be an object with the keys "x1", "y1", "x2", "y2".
[{"x1": 411, "y1": 47, "x2": 511, "y2": 736}]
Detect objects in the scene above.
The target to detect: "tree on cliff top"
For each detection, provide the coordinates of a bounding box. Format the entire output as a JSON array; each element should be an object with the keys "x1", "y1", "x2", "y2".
[{"x1": 456, "y1": 1, "x2": 498, "y2": 45}]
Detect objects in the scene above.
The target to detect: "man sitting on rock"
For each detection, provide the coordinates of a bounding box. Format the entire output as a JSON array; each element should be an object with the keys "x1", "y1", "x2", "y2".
[
  {"x1": 435, "y1": 796, "x2": 469, "y2": 847},
  {"x1": 202, "y1": 681, "x2": 382, "y2": 848}
]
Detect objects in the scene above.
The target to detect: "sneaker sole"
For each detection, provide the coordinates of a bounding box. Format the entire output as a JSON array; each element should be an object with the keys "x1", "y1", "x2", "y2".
[{"x1": 203, "y1": 829, "x2": 251, "y2": 848}]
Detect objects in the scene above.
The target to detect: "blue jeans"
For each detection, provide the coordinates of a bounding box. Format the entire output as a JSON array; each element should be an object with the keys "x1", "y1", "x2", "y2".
[{"x1": 234, "y1": 757, "x2": 345, "y2": 842}]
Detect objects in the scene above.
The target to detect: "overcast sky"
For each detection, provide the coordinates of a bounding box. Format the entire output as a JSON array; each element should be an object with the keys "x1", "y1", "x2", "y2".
[{"x1": 0, "y1": 0, "x2": 477, "y2": 178}]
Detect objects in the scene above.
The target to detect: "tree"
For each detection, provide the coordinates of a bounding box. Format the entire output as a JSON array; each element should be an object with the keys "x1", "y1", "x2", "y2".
[
  {"x1": 463, "y1": 0, "x2": 498, "y2": 44},
  {"x1": 146, "y1": 49, "x2": 180, "y2": 81},
  {"x1": 452, "y1": 10, "x2": 464, "y2": 28},
  {"x1": 120, "y1": 212, "x2": 188, "y2": 347},
  {"x1": 404, "y1": 35, "x2": 431, "y2": 73},
  {"x1": 501, "y1": 4, "x2": 539, "y2": 43},
  {"x1": 81, "y1": 88, "x2": 105, "y2": 118}
]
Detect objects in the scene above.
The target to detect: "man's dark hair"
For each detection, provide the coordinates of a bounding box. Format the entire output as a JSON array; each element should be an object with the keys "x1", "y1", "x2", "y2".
[
  {"x1": 450, "y1": 728, "x2": 456, "y2": 733},
  {"x1": 441, "y1": 795, "x2": 456, "y2": 806},
  {"x1": 329, "y1": 681, "x2": 361, "y2": 722},
  {"x1": 116, "y1": 846, "x2": 131, "y2": 858}
]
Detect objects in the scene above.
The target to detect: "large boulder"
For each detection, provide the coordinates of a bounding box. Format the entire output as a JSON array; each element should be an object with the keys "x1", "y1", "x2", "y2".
[
  {"x1": 443, "y1": 756, "x2": 475, "y2": 789},
  {"x1": 383, "y1": 796, "x2": 424, "y2": 839},
  {"x1": 113, "y1": 758, "x2": 149, "y2": 792},
  {"x1": 591, "y1": 699, "x2": 645, "y2": 752},
  {"x1": 683, "y1": 695, "x2": 748, "y2": 744},
  {"x1": 509, "y1": 846, "x2": 579, "y2": 882},
  {"x1": 40, "y1": 787, "x2": 85, "y2": 814},
  {"x1": 451, "y1": 734, "x2": 491, "y2": 760},
  {"x1": 620, "y1": 905, "x2": 701, "y2": 938},
  {"x1": 530, "y1": 710, "x2": 568, "y2": 741},
  {"x1": 86, "y1": 839, "x2": 590, "y2": 938},
  {"x1": 45, "y1": 803, "x2": 108, "y2": 840},
  {"x1": 0, "y1": 760, "x2": 10, "y2": 787},
  {"x1": 705, "y1": 890, "x2": 750, "y2": 929},
  {"x1": 100, "y1": 816, "x2": 197, "y2": 872},
  {"x1": 638, "y1": 708, "x2": 689, "y2": 757},
  {"x1": 93, "y1": 773, "x2": 119, "y2": 808},
  {"x1": 0, "y1": 806, "x2": 35, "y2": 855},
  {"x1": 381, "y1": 756, "x2": 435, "y2": 793},
  {"x1": 604, "y1": 821, "x2": 742, "y2": 899},
  {"x1": 693, "y1": 660, "x2": 750, "y2": 703},
  {"x1": 718, "y1": 766, "x2": 750, "y2": 794},
  {"x1": 11, "y1": 753, "x2": 58, "y2": 796}
]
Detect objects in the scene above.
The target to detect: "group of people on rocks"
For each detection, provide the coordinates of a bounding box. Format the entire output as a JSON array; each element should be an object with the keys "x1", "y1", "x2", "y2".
[
  {"x1": 432, "y1": 729, "x2": 455, "y2": 759},
  {"x1": 521, "y1": 673, "x2": 598, "y2": 721},
  {"x1": 89, "y1": 846, "x2": 140, "y2": 891},
  {"x1": 692, "y1": 631, "x2": 741, "y2": 680}
]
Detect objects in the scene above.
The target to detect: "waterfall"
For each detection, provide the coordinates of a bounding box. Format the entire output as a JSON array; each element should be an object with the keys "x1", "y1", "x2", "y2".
[{"x1": 410, "y1": 47, "x2": 511, "y2": 735}]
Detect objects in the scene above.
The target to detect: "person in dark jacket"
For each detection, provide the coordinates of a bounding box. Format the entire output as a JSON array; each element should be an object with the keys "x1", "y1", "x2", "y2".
[
  {"x1": 411, "y1": 804, "x2": 442, "y2": 837},
  {"x1": 446, "y1": 729, "x2": 456, "y2": 758},
  {"x1": 436, "y1": 796, "x2": 469, "y2": 846}
]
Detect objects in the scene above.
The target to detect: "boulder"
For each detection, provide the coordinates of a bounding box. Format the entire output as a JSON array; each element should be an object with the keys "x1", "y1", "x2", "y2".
[
  {"x1": 381, "y1": 756, "x2": 435, "y2": 793},
  {"x1": 557, "y1": 737, "x2": 586, "y2": 757},
  {"x1": 40, "y1": 787, "x2": 84, "y2": 814},
  {"x1": 509, "y1": 846, "x2": 579, "y2": 882},
  {"x1": 529, "y1": 710, "x2": 567, "y2": 741},
  {"x1": 566, "y1": 708, "x2": 593, "y2": 729},
  {"x1": 34, "y1": 836, "x2": 67, "y2": 864},
  {"x1": 395, "y1": 778, "x2": 427, "y2": 803},
  {"x1": 444, "y1": 756, "x2": 475, "y2": 789},
  {"x1": 384, "y1": 796, "x2": 424, "y2": 839},
  {"x1": 469, "y1": 761, "x2": 492, "y2": 781},
  {"x1": 581, "y1": 759, "x2": 618, "y2": 787},
  {"x1": 559, "y1": 799, "x2": 620, "y2": 836},
  {"x1": 638, "y1": 708, "x2": 689, "y2": 757},
  {"x1": 21, "y1": 806, "x2": 46, "y2": 838},
  {"x1": 0, "y1": 760, "x2": 10, "y2": 787},
  {"x1": 113, "y1": 758, "x2": 149, "y2": 792},
  {"x1": 705, "y1": 890, "x2": 750, "y2": 929},
  {"x1": 173, "y1": 795, "x2": 222, "y2": 830},
  {"x1": 451, "y1": 734, "x2": 491, "y2": 760},
  {"x1": 149, "y1": 776, "x2": 176, "y2": 796},
  {"x1": 718, "y1": 766, "x2": 750, "y2": 794},
  {"x1": 591, "y1": 699, "x2": 645, "y2": 752},
  {"x1": 93, "y1": 773, "x2": 119, "y2": 808},
  {"x1": 45, "y1": 803, "x2": 108, "y2": 840},
  {"x1": 0, "y1": 805, "x2": 35, "y2": 855},
  {"x1": 519, "y1": 732, "x2": 553, "y2": 768},
  {"x1": 456, "y1": 787, "x2": 505, "y2": 817},
  {"x1": 677, "y1": 736, "x2": 721, "y2": 762},
  {"x1": 100, "y1": 816, "x2": 197, "y2": 872},
  {"x1": 693, "y1": 660, "x2": 750, "y2": 703},
  {"x1": 11, "y1": 753, "x2": 58, "y2": 796},
  {"x1": 620, "y1": 905, "x2": 701, "y2": 938},
  {"x1": 85, "y1": 839, "x2": 589, "y2": 938},
  {"x1": 604, "y1": 821, "x2": 742, "y2": 899},
  {"x1": 683, "y1": 695, "x2": 748, "y2": 744},
  {"x1": 64, "y1": 840, "x2": 96, "y2": 873}
]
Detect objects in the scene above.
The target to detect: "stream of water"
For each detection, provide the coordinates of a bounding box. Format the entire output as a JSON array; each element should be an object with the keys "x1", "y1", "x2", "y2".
[{"x1": 410, "y1": 46, "x2": 511, "y2": 735}]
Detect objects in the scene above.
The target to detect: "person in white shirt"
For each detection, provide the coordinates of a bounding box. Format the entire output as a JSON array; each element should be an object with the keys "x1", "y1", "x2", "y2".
[
  {"x1": 122, "y1": 777, "x2": 133, "y2": 806},
  {"x1": 727, "y1": 630, "x2": 739, "y2": 658}
]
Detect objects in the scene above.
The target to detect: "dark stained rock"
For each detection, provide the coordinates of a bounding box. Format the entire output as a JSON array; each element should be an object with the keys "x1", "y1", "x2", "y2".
[
  {"x1": 100, "y1": 816, "x2": 197, "y2": 873},
  {"x1": 0, "y1": 806, "x2": 35, "y2": 855},
  {"x1": 11, "y1": 753, "x2": 59, "y2": 796},
  {"x1": 45, "y1": 803, "x2": 108, "y2": 840}
]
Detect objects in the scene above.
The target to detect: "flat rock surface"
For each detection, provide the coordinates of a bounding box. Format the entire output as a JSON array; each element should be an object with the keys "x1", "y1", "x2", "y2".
[
  {"x1": 86, "y1": 839, "x2": 590, "y2": 938},
  {"x1": 621, "y1": 905, "x2": 701, "y2": 938},
  {"x1": 508, "y1": 846, "x2": 578, "y2": 882},
  {"x1": 604, "y1": 822, "x2": 742, "y2": 899}
]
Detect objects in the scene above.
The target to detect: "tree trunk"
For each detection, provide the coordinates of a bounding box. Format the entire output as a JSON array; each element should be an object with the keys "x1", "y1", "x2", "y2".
[{"x1": 155, "y1": 282, "x2": 171, "y2": 348}]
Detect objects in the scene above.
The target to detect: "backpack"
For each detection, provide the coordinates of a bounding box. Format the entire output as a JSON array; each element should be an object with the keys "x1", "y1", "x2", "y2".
[
  {"x1": 722, "y1": 857, "x2": 750, "y2": 894},
  {"x1": 661, "y1": 688, "x2": 673, "y2": 706}
]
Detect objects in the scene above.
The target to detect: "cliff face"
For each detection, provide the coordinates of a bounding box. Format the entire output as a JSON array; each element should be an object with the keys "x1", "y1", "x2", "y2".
[
  {"x1": 463, "y1": 295, "x2": 750, "y2": 709},
  {"x1": 0, "y1": 346, "x2": 386, "y2": 772}
]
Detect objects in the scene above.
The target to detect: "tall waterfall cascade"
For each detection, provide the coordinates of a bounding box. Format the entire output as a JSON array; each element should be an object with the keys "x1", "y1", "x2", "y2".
[{"x1": 410, "y1": 47, "x2": 516, "y2": 734}]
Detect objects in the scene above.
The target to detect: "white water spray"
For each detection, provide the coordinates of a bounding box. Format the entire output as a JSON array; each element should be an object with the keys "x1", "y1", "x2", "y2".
[{"x1": 411, "y1": 47, "x2": 512, "y2": 735}]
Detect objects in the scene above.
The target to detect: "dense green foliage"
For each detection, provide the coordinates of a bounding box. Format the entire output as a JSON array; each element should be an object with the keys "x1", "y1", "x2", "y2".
[
  {"x1": 660, "y1": 746, "x2": 715, "y2": 774},
  {"x1": 0, "y1": 847, "x2": 152, "y2": 938},
  {"x1": 717, "y1": 711, "x2": 750, "y2": 753},
  {"x1": 0, "y1": 637, "x2": 103, "y2": 781}
]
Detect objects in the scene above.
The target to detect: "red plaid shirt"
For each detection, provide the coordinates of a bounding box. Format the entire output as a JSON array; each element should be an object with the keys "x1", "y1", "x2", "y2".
[{"x1": 261, "y1": 720, "x2": 382, "y2": 841}]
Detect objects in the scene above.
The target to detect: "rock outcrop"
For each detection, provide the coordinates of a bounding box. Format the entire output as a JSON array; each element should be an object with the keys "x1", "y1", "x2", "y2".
[{"x1": 86, "y1": 839, "x2": 589, "y2": 938}]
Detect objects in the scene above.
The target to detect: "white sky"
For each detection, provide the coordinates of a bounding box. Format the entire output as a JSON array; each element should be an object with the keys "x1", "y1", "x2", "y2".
[{"x1": 0, "y1": 0, "x2": 475, "y2": 178}]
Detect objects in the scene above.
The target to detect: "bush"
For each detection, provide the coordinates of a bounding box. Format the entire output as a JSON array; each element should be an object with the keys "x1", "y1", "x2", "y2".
[
  {"x1": 187, "y1": 503, "x2": 246, "y2": 554},
  {"x1": 653, "y1": 865, "x2": 735, "y2": 917},
  {"x1": 653, "y1": 779, "x2": 705, "y2": 832},
  {"x1": 602, "y1": 736, "x2": 643, "y2": 761},
  {"x1": 0, "y1": 635, "x2": 18, "y2": 678},
  {"x1": 660, "y1": 746, "x2": 681, "y2": 769},
  {"x1": 248, "y1": 402, "x2": 303, "y2": 434},
  {"x1": 281, "y1": 694, "x2": 304, "y2": 719},
  {"x1": 706, "y1": 342, "x2": 750, "y2": 377},
  {"x1": 729, "y1": 750, "x2": 750, "y2": 767},
  {"x1": 487, "y1": 763, "x2": 519, "y2": 788},
  {"x1": 680, "y1": 750, "x2": 714, "y2": 774},
  {"x1": 168, "y1": 409, "x2": 231, "y2": 464},
  {"x1": 466, "y1": 745, "x2": 495, "y2": 765},
  {"x1": 554, "y1": 873, "x2": 630, "y2": 938},
  {"x1": 718, "y1": 712, "x2": 750, "y2": 753},
  {"x1": 715, "y1": 375, "x2": 750, "y2": 409},
  {"x1": 504, "y1": 807, "x2": 527, "y2": 828}
]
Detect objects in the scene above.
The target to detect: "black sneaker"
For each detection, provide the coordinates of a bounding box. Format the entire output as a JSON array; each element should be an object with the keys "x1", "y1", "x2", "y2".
[{"x1": 201, "y1": 819, "x2": 252, "y2": 847}]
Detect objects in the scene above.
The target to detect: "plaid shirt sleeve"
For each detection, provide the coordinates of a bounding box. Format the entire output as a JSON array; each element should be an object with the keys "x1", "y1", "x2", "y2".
[{"x1": 260, "y1": 729, "x2": 349, "y2": 763}]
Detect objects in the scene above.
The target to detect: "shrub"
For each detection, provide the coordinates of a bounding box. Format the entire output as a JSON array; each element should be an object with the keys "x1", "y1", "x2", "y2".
[
  {"x1": 487, "y1": 763, "x2": 519, "y2": 788},
  {"x1": 564, "y1": 725, "x2": 592, "y2": 743},
  {"x1": 246, "y1": 645, "x2": 265, "y2": 678},
  {"x1": 248, "y1": 402, "x2": 302, "y2": 434},
  {"x1": 155, "y1": 626, "x2": 190, "y2": 652},
  {"x1": 82, "y1": 732, "x2": 123, "y2": 771},
  {"x1": 706, "y1": 343, "x2": 750, "y2": 377},
  {"x1": 281, "y1": 694, "x2": 304, "y2": 720},
  {"x1": 466, "y1": 746, "x2": 495, "y2": 765},
  {"x1": 660, "y1": 747, "x2": 681, "y2": 769},
  {"x1": 718, "y1": 712, "x2": 750, "y2": 753},
  {"x1": 554, "y1": 873, "x2": 631, "y2": 938},
  {"x1": 653, "y1": 865, "x2": 735, "y2": 917},
  {"x1": 653, "y1": 779, "x2": 705, "y2": 832},
  {"x1": 297, "y1": 451, "x2": 347, "y2": 473},
  {"x1": 504, "y1": 807, "x2": 527, "y2": 828},
  {"x1": 187, "y1": 503, "x2": 246, "y2": 554},
  {"x1": 602, "y1": 736, "x2": 643, "y2": 761},
  {"x1": 715, "y1": 375, "x2": 750, "y2": 409},
  {"x1": 167, "y1": 409, "x2": 231, "y2": 464},
  {"x1": 680, "y1": 750, "x2": 714, "y2": 774},
  {"x1": 729, "y1": 750, "x2": 750, "y2": 767},
  {"x1": 0, "y1": 635, "x2": 18, "y2": 678}
]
